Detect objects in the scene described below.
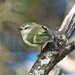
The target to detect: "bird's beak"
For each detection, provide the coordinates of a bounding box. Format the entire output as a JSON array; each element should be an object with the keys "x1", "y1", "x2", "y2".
[{"x1": 18, "y1": 28, "x2": 23, "y2": 30}]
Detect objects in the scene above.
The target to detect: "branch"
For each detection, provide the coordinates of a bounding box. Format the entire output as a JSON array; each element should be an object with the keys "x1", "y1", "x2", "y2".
[{"x1": 28, "y1": 4, "x2": 75, "y2": 75}]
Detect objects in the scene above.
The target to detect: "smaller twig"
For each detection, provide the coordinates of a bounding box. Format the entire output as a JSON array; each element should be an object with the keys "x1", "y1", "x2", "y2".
[
  {"x1": 66, "y1": 16, "x2": 75, "y2": 38},
  {"x1": 58, "y1": 4, "x2": 75, "y2": 33}
]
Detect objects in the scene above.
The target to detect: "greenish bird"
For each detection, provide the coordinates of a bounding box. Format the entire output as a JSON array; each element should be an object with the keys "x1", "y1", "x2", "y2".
[{"x1": 18, "y1": 22, "x2": 54, "y2": 48}]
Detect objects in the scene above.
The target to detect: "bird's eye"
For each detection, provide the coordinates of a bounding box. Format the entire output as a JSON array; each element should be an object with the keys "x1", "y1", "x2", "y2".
[{"x1": 24, "y1": 26, "x2": 30, "y2": 29}]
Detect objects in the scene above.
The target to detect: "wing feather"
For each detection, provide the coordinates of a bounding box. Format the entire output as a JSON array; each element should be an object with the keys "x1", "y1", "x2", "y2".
[{"x1": 33, "y1": 32, "x2": 49, "y2": 44}]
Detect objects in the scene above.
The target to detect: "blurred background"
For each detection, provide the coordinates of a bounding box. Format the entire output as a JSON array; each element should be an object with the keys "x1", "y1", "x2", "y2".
[{"x1": 0, "y1": 0, "x2": 75, "y2": 75}]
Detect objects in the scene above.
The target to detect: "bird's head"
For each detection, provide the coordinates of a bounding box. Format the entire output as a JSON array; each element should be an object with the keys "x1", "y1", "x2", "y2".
[{"x1": 18, "y1": 22, "x2": 37, "y2": 39}]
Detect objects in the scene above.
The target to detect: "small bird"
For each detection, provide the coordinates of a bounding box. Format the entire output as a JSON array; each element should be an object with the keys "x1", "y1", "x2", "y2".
[{"x1": 18, "y1": 22, "x2": 54, "y2": 49}]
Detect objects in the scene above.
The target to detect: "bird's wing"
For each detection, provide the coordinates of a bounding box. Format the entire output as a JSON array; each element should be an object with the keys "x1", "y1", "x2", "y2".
[{"x1": 33, "y1": 31, "x2": 49, "y2": 44}]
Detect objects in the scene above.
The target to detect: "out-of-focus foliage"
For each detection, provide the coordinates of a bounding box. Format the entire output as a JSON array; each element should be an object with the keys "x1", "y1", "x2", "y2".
[
  {"x1": 13, "y1": 0, "x2": 66, "y2": 30},
  {"x1": 0, "y1": 0, "x2": 75, "y2": 75}
]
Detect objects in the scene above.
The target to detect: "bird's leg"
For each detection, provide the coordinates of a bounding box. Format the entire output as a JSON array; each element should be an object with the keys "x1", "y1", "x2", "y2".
[
  {"x1": 41, "y1": 46, "x2": 43, "y2": 52},
  {"x1": 37, "y1": 45, "x2": 43, "y2": 57},
  {"x1": 41, "y1": 43, "x2": 47, "y2": 52},
  {"x1": 37, "y1": 43, "x2": 47, "y2": 57}
]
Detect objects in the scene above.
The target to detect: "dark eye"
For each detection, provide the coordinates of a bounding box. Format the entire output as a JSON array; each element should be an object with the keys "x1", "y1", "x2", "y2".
[{"x1": 24, "y1": 26, "x2": 30, "y2": 29}]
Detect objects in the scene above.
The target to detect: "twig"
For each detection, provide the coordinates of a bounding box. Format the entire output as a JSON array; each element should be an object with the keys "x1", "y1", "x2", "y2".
[
  {"x1": 58, "y1": 4, "x2": 75, "y2": 33},
  {"x1": 28, "y1": 4, "x2": 75, "y2": 75}
]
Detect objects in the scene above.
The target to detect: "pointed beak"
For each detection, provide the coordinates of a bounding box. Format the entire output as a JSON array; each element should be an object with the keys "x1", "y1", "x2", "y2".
[{"x1": 18, "y1": 28, "x2": 23, "y2": 30}]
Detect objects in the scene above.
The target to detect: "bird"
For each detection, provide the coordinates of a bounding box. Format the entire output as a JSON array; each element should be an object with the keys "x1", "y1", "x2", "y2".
[{"x1": 18, "y1": 22, "x2": 54, "y2": 50}]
